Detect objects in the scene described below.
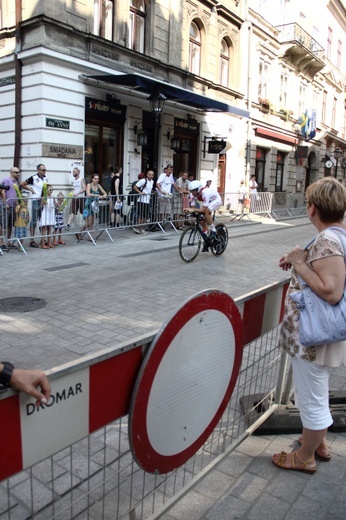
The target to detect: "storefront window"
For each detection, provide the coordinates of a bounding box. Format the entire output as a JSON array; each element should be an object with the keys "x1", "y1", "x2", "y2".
[
  {"x1": 275, "y1": 152, "x2": 286, "y2": 192},
  {"x1": 255, "y1": 147, "x2": 266, "y2": 190},
  {"x1": 85, "y1": 124, "x2": 119, "y2": 185}
]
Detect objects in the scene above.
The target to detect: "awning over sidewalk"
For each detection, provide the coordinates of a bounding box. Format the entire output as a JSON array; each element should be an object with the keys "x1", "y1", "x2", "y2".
[{"x1": 83, "y1": 73, "x2": 249, "y2": 118}]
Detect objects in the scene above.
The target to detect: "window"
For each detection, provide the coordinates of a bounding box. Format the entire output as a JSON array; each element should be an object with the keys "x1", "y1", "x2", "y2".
[
  {"x1": 93, "y1": 0, "x2": 114, "y2": 40},
  {"x1": 255, "y1": 147, "x2": 266, "y2": 190},
  {"x1": 258, "y1": 58, "x2": 269, "y2": 101},
  {"x1": 279, "y1": 72, "x2": 288, "y2": 107},
  {"x1": 337, "y1": 39, "x2": 342, "y2": 69},
  {"x1": 332, "y1": 97, "x2": 337, "y2": 129},
  {"x1": 189, "y1": 21, "x2": 201, "y2": 75},
  {"x1": 220, "y1": 39, "x2": 230, "y2": 87},
  {"x1": 275, "y1": 152, "x2": 286, "y2": 192},
  {"x1": 322, "y1": 91, "x2": 327, "y2": 123},
  {"x1": 129, "y1": 0, "x2": 146, "y2": 53},
  {"x1": 298, "y1": 83, "x2": 307, "y2": 116},
  {"x1": 326, "y1": 27, "x2": 332, "y2": 60},
  {"x1": 0, "y1": 0, "x2": 15, "y2": 28}
]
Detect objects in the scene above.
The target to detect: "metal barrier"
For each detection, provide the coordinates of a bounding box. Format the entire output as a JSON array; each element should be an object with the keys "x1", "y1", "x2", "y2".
[
  {"x1": 0, "y1": 280, "x2": 290, "y2": 519},
  {"x1": 0, "y1": 191, "x2": 306, "y2": 255}
]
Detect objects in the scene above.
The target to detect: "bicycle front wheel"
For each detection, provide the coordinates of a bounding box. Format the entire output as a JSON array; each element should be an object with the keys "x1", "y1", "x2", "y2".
[
  {"x1": 179, "y1": 226, "x2": 202, "y2": 263},
  {"x1": 211, "y1": 224, "x2": 228, "y2": 256}
]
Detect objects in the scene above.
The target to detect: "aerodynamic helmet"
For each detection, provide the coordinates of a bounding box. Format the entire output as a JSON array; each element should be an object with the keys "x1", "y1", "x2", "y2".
[{"x1": 188, "y1": 180, "x2": 203, "y2": 193}]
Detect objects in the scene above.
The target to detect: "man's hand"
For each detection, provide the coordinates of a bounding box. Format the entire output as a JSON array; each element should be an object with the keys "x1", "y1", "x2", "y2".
[{"x1": 10, "y1": 369, "x2": 51, "y2": 407}]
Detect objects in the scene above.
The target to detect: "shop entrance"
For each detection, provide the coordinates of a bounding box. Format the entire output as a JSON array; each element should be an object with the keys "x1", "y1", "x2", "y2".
[
  {"x1": 84, "y1": 97, "x2": 126, "y2": 190},
  {"x1": 218, "y1": 154, "x2": 226, "y2": 195},
  {"x1": 85, "y1": 124, "x2": 122, "y2": 190}
]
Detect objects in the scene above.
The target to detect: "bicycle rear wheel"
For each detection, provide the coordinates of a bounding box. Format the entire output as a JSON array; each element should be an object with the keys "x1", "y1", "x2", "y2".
[
  {"x1": 210, "y1": 224, "x2": 228, "y2": 256},
  {"x1": 179, "y1": 226, "x2": 202, "y2": 262}
]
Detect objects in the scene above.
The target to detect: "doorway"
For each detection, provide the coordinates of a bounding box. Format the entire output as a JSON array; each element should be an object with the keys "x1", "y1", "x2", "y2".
[
  {"x1": 218, "y1": 154, "x2": 226, "y2": 196},
  {"x1": 85, "y1": 123, "x2": 123, "y2": 188}
]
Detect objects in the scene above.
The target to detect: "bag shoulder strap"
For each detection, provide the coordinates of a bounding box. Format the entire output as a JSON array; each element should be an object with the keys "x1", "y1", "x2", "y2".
[{"x1": 304, "y1": 227, "x2": 346, "y2": 262}]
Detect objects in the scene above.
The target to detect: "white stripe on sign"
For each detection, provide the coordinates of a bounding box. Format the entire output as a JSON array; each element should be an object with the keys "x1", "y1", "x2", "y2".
[
  {"x1": 20, "y1": 369, "x2": 89, "y2": 468},
  {"x1": 147, "y1": 309, "x2": 235, "y2": 456}
]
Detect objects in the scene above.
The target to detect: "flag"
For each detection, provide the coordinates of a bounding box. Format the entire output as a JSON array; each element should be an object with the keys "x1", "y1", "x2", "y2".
[{"x1": 299, "y1": 109, "x2": 316, "y2": 141}]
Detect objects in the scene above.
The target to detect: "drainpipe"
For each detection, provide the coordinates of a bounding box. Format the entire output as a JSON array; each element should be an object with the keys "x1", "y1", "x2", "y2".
[
  {"x1": 14, "y1": 0, "x2": 22, "y2": 167},
  {"x1": 245, "y1": 21, "x2": 252, "y2": 192}
]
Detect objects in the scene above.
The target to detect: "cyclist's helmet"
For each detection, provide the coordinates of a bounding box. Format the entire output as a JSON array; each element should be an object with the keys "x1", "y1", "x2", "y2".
[{"x1": 188, "y1": 180, "x2": 203, "y2": 193}]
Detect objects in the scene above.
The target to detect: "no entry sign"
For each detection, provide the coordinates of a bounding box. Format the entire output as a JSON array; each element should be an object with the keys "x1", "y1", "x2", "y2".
[{"x1": 129, "y1": 289, "x2": 244, "y2": 474}]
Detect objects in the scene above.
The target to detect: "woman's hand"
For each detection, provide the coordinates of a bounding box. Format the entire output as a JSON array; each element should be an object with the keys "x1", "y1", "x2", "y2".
[
  {"x1": 278, "y1": 255, "x2": 292, "y2": 271},
  {"x1": 286, "y1": 246, "x2": 308, "y2": 269}
]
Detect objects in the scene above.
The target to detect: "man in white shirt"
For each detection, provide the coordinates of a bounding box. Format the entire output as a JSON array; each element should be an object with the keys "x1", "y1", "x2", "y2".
[
  {"x1": 156, "y1": 165, "x2": 179, "y2": 223},
  {"x1": 20, "y1": 164, "x2": 48, "y2": 248},
  {"x1": 133, "y1": 170, "x2": 155, "y2": 235},
  {"x1": 67, "y1": 167, "x2": 86, "y2": 229}
]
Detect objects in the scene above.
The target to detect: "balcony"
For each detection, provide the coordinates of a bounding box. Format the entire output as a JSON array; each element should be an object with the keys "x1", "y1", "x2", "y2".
[{"x1": 276, "y1": 23, "x2": 325, "y2": 76}]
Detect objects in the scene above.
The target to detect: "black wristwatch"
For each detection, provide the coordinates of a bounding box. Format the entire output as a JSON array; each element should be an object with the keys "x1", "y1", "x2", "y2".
[{"x1": 0, "y1": 361, "x2": 14, "y2": 387}]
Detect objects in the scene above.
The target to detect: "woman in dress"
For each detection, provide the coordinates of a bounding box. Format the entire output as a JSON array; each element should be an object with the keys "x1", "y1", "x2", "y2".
[
  {"x1": 39, "y1": 185, "x2": 55, "y2": 249},
  {"x1": 78, "y1": 174, "x2": 107, "y2": 239},
  {"x1": 272, "y1": 177, "x2": 346, "y2": 473}
]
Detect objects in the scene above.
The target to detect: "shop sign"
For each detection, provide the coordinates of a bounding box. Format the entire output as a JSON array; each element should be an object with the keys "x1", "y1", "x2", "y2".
[
  {"x1": 42, "y1": 144, "x2": 83, "y2": 159},
  {"x1": 174, "y1": 118, "x2": 199, "y2": 135},
  {"x1": 0, "y1": 76, "x2": 15, "y2": 87},
  {"x1": 46, "y1": 118, "x2": 70, "y2": 130},
  {"x1": 85, "y1": 97, "x2": 126, "y2": 123},
  {"x1": 208, "y1": 139, "x2": 226, "y2": 154},
  {"x1": 295, "y1": 146, "x2": 308, "y2": 159}
]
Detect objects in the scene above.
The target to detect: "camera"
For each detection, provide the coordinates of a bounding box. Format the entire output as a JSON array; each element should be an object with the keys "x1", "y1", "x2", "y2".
[{"x1": 0, "y1": 184, "x2": 10, "y2": 191}]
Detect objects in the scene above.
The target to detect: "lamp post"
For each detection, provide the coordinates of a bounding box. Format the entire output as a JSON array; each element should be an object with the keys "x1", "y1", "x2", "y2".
[
  {"x1": 334, "y1": 147, "x2": 342, "y2": 178},
  {"x1": 148, "y1": 92, "x2": 166, "y2": 178}
]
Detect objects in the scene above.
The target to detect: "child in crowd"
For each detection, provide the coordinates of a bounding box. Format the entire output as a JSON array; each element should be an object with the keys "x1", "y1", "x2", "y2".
[
  {"x1": 53, "y1": 192, "x2": 66, "y2": 245},
  {"x1": 39, "y1": 184, "x2": 55, "y2": 249},
  {"x1": 14, "y1": 198, "x2": 29, "y2": 252}
]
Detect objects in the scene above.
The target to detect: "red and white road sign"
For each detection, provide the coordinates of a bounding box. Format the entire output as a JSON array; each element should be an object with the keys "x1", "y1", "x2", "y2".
[{"x1": 129, "y1": 289, "x2": 244, "y2": 474}]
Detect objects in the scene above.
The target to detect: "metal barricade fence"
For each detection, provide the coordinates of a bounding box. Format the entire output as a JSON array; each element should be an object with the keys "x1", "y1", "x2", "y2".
[
  {"x1": 0, "y1": 191, "x2": 307, "y2": 255},
  {"x1": 0, "y1": 280, "x2": 290, "y2": 519}
]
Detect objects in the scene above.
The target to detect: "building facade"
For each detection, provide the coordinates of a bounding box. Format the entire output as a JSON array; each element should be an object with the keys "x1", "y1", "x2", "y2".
[
  {"x1": 247, "y1": 0, "x2": 346, "y2": 195},
  {"x1": 0, "y1": 0, "x2": 249, "y2": 194},
  {"x1": 0, "y1": 0, "x2": 345, "y2": 195}
]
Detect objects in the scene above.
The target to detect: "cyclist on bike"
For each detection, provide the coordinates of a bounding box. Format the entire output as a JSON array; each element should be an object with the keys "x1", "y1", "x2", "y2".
[{"x1": 184, "y1": 180, "x2": 222, "y2": 251}]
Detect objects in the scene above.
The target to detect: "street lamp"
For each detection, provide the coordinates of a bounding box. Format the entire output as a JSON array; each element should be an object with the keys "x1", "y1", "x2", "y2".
[
  {"x1": 334, "y1": 147, "x2": 342, "y2": 178},
  {"x1": 148, "y1": 92, "x2": 166, "y2": 116},
  {"x1": 148, "y1": 92, "x2": 167, "y2": 177}
]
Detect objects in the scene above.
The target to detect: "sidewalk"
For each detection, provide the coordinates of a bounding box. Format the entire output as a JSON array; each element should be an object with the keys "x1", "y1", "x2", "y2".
[
  {"x1": 1, "y1": 216, "x2": 345, "y2": 519},
  {"x1": 162, "y1": 421, "x2": 346, "y2": 520}
]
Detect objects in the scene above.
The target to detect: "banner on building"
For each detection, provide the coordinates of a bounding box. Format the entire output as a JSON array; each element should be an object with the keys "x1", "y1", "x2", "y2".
[{"x1": 299, "y1": 109, "x2": 316, "y2": 141}]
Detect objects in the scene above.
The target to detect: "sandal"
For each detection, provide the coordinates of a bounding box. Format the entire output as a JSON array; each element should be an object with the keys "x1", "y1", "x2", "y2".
[
  {"x1": 272, "y1": 451, "x2": 317, "y2": 474},
  {"x1": 41, "y1": 245, "x2": 49, "y2": 249},
  {"x1": 58, "y1": 240, "x2": 66, "y2": 245},
  {"x1": 297, "y1": 435, "x2": 331, "y2": 461},
  {"x1": 30, "y1": 242, "x2": 39, "y2": 248},
  {"x1": 53, "y1": 241, "x2": 58, "y2": 246}
]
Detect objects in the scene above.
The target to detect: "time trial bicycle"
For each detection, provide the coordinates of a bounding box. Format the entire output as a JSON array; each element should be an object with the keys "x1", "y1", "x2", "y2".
[{"x1": 178, "y1": 212, "x2": 228, "y2": 263}]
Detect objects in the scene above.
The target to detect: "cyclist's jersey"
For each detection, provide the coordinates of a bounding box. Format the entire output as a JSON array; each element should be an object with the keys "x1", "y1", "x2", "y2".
[{"x1": 198, "y1": 187, "x2": 222, "y2": 211}]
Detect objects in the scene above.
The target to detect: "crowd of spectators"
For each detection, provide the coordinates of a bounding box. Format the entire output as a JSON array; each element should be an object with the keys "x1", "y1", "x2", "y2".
[{"x1": 0, "y1": 163, "x2": 195, "y2": 252}]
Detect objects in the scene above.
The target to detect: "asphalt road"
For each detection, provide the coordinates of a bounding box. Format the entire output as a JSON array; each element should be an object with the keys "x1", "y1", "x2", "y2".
[{"x1": 0, "y1": 217, "x2": 313, "y2": 371}]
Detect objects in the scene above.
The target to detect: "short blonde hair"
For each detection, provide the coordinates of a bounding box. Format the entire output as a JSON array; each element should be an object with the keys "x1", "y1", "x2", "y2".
[{"x1": 306, "y1": 176, "x2": 346, "y2": 223}]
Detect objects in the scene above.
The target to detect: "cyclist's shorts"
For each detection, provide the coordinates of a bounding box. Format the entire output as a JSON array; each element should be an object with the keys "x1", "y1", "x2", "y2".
[{"x1": 205, "y1": 200, "x2": 221, "y2": 213}]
